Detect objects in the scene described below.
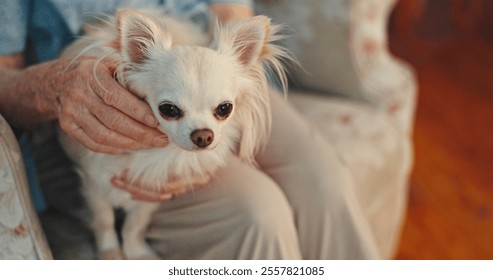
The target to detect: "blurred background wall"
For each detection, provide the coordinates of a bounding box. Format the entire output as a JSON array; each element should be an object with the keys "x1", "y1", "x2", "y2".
[{"x1": 388, "y1": 0, "x2": 493, "y2": 259}]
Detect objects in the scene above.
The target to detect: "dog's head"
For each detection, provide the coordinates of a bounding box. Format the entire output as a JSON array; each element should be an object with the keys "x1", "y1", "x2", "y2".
[{"x1": 112, "y1": 9, "x2": 289, "y2": 164}]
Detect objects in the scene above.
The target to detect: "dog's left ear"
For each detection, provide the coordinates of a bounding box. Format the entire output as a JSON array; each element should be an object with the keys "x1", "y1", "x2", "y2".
[
  {"x1": 212, "y1": 16, "x2": 274, "y2": 66},
  {"x1": 114, "y1": 9, "x2": 172, "y2": 64},
  {"x1": 213, "y1": 16, "x2": 292, "y2": 165}
]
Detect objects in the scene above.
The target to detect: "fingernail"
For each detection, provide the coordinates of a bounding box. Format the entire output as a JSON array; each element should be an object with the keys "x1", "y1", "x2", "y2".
[
  {"x1": 160, "y1": 193, "x2": 174, "y2": 200},
  {"x1": 145, "y1": 115, "x2": 158, "y2": 127},
  {"x1": 111, "y1": 178, "x2": 123, "y2": 188},
  {"x1": 153, "y1": 135, "x2": 168, "y2": 147}
]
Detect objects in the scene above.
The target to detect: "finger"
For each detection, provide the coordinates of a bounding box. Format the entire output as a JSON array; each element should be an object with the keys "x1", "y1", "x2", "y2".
[
  {"x1": 77, "y1": 110, "x2": 148, "y2": 150},
  {"x1": 89, "y1": 98, "x2": 168, "y2": 148},
  {"x1": 92, "y1": 65, "x2": 159, "y2": 128},
  {"x1": 132, "y1": 193, "x2": 174, "y2": 203},
  {"x1": 61, "y1": 121, "x2": 127, "y2": 154},
  {"x1": 111, "y1": 176, "x2": 174, "y2": 202}
]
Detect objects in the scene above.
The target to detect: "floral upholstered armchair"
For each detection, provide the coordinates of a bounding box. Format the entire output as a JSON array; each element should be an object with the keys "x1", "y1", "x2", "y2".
[{"x1": 0, "y1": 0, "x2": 416, "y2": 259}]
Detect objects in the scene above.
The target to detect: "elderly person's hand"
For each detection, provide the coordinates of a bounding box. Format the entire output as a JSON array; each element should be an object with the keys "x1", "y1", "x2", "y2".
[
  {"x1": 0, "y1": 54, "x2": 168, "y2": 154},
  {"x1": 52, "y1": 57, "x2": 169, "y2": 154},
  {"x1": 111, "y1": 171, "x2": 181, "y2": 202}
]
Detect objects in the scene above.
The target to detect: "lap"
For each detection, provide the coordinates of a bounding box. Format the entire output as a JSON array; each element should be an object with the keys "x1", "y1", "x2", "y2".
[
  {"x1": 147, "y1": 156, "x2": 301, "y2": 259},
  {"x1": 256, "y1": 90, "x2": 379, "y2": 259},
  {"x1": 258, "y1": 90, "x2": 354, "y2": 205}
]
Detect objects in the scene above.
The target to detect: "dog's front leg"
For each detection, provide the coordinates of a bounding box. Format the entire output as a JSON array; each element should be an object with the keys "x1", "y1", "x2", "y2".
[
  {"x1": 122, "y1": 202, "x2": 160, "y2": 259},
  {"x1": 88, "y1": 198, "x2": 124, "y2": 260}
]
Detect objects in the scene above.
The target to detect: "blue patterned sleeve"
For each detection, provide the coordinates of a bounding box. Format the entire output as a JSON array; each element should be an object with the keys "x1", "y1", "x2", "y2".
[
  {"x1": 0, "y1": 0, "x2": 29, "y2": 55},
  {"x1": 208, "y1": 0, "x2": 253, "y2": 7}
]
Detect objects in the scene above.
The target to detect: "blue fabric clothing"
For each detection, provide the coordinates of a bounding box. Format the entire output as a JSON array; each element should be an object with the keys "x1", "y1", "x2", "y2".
[
  {"x1": 18, "y1": 132, "x2": 47, "y2": 212},
  {"x1": 0, "y1": 0, "x2": 252, "y2": 64}
]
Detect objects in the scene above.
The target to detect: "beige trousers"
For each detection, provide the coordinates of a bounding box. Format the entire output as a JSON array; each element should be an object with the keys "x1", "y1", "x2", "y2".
[{"x1": 147, "y1": 91, "x2": 380, "y2": 259}]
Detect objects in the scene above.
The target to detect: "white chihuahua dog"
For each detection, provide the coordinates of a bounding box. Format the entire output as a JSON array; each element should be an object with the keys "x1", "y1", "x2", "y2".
[{"x1": 58, "y1": 9, "x2": 289, "y2": 259}]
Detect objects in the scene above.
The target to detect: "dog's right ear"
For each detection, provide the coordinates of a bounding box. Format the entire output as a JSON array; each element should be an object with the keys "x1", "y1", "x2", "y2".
[{"x1": 114, "y1": 9, "x2": 172, "y2": 64}]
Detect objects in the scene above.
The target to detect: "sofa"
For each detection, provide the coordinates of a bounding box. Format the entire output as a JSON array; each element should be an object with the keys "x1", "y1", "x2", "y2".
[{"x1": 0, "y1": 0, "x2": 416, "y2": 259}]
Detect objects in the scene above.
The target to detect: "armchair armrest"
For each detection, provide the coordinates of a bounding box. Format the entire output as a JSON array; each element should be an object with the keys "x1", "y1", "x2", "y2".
[
  {"x1": 256, "y1": 0, "x2": 417, "y2": 134},
  {"x1": 0, "y1": 114, "x2": 52, "y2": 259}
]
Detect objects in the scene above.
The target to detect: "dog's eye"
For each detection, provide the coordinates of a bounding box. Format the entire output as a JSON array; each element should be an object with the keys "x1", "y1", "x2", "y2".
[
  {"x1": 215, "y1": 102, "x2": 233, "y2": 119},
  {"x1": 159, "y1": 102, "x2": 183, "y2": 119}
]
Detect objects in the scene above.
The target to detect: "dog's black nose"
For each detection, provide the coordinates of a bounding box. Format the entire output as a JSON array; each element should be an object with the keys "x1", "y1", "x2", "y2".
[{"x1": 191, "y1": 129, "x2": 214, "y2": 148}]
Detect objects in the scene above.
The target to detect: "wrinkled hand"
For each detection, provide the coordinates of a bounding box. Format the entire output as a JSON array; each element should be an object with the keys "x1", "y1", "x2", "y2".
[{"x1": 52, "y1": 57, "x2": 168, "y2": 154}]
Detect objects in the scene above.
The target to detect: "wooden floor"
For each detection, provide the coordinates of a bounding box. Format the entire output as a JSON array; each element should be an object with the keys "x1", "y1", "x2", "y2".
[{"x1": 389, "y1": 26, "x2": 493, "y2": 259}]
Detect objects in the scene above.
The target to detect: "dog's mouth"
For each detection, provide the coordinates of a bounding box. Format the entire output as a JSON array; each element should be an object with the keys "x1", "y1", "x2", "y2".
[
  {"x1": 166, "y1": 140, "x2": 219, "y2": 152},
  {"x1": 191, "y1": 142, "x2": 218, "y2": 152}
]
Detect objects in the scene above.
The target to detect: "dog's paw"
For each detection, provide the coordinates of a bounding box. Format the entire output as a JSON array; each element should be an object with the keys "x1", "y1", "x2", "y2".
[
  {"x1": 134, "y1": 252, "x2": 160, "y2": 260},
  {"x1": 98, "y1": 248, "x2": 126, "y2": 260},
  {"x1": 124, "y1": 243, "x2": 160, "y2": 260}
]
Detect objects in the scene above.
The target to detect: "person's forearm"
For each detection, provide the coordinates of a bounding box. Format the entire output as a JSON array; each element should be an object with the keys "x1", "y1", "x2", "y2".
[
  {"x1": 0, "y1": 56, "x2": 59, "y2": 128},
  {"x1": 210, "y1": 3, "x2": 254, "y2": 23},
  {"x1": 1, "y1": 53, "x2": 167, "y2": 153}
]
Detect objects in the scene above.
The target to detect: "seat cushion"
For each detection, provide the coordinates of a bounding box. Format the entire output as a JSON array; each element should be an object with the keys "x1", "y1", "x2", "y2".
[{"x1": 0, "y1": 115, "x2": 52, "y2": 259}]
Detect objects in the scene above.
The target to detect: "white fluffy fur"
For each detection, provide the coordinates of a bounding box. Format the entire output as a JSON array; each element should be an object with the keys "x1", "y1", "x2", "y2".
[{"x1": 58, "y1": 9, "x2": 289, "y2": 259}]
